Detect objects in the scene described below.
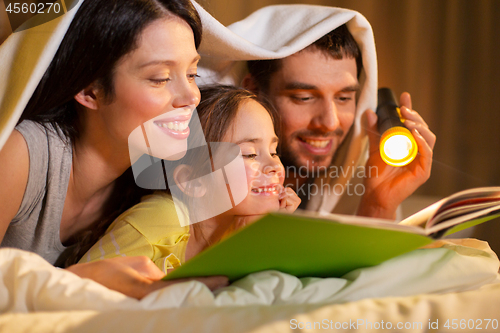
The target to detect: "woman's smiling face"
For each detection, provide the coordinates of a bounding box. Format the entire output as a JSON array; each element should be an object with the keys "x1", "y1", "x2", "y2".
[{"x1": 92, "y1": 16, "x2": 201, "y2": 162}]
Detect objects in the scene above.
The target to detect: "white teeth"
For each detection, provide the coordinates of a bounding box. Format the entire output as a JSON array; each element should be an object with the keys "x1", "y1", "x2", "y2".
[
  {"x1": 157, "y1": 121, "x2": 189, "y2": 132},
  {"x1": 252, "y1": 186, "x2": 277, "y2": 193},
  {"x1": 304, "y1": 139, "x2": 329, "y2": 148}
]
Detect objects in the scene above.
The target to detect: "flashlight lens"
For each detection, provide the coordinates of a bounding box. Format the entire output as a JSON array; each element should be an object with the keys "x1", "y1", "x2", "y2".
[
  {"x1": 383, "y1": 135, "x2": 412, "y2": 161},
  {"x1": 379, "y1": 126, "x2": 418, "y2": 167}
]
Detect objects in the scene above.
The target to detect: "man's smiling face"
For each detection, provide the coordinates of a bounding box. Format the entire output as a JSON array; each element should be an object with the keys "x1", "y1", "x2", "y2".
[{"x1": 266, "y1": 47, "x2": 359, "y2": 172}]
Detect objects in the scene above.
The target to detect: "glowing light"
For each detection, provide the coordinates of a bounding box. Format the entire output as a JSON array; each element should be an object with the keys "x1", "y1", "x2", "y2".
[
  {"x1": 384, "y1": 135, "x2": 412, "y2": 160},
  {"x1": 379, "y1": 127, "x2": 417, "y2": 167}
]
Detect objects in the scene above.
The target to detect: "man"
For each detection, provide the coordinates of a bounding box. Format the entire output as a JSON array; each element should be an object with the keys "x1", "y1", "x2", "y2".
[
  {"x1": 240, "y1": 25, "x2": 435, "y2": 220},
  {"x1": 195, "y1": 4, "x2": 435, "y2": 219}
]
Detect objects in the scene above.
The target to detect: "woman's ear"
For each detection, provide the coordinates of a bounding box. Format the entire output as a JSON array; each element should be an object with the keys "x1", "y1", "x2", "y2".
[
  {"x1": 74, "y1": 82, "x2": 101, "y2": 110},
  {"x1": 173, "y1": 164, "x2": 207, "y2": 198},
  {"x1": 241, "y1": 73, "x2": 259, "y2": 94}
]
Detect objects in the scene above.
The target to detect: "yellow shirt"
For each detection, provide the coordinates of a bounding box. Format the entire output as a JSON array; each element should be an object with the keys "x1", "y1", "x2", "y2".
[{"x1": 80, "y1": 193, "x2": 190, "y2": 274}]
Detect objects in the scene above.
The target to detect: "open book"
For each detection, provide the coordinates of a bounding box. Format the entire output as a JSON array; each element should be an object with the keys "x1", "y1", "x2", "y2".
[
  {"x1": 163, "y1": 187, "x2": 500, "y2": 282},
  {"x1": 398, "y1": 187, "x2": 500, "y2": 238}
]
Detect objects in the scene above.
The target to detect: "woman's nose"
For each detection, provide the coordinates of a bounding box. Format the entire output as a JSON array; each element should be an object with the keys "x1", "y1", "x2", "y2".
[{"x1": 172, "y1": 80, "x2": 200, "y2": 108}]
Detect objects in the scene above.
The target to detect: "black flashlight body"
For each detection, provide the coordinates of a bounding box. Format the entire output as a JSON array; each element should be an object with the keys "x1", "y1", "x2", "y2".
[
  {"x1": 376, "y1": 87, "x2": 404, "y2": 133},
  {"x1": 375, "y1": 88, "x2": 418, "y2": 167}
]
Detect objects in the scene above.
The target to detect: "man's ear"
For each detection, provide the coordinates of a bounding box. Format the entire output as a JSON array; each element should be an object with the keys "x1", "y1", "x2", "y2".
[
  {"x1": 173, "y1": 164, "x2": 207, "y2": 198},
  {"x1": 241, "y1": 73, "x2": 259, "y2": 94},
  {"x1": 74, "y1": 83, "x2": 101, "y2": 110}
]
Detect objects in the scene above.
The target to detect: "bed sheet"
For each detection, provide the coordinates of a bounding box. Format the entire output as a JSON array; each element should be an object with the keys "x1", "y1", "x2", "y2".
[
  {"x1": 0, "y1": 239, "x2": 499, "y2": 332},
  {"x1": 1, "y1": 282, "x2": 500, "y2": 333}
]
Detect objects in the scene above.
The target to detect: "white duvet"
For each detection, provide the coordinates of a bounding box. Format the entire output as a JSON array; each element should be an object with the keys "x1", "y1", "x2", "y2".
[{"x1": 1, "y1": 239, "x2": 498, "y2": 313}]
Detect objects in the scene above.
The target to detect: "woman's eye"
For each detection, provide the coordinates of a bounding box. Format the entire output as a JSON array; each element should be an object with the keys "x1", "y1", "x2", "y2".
[
  {"x1": 188, "y1": 73, "x2": 200, "y2": 80},
  {"x1": 271, "y1": 152, "x2": 280, "y2": 158},
  {"x1": 243, "y1": 154, "x2": 257, "y2": 160}
]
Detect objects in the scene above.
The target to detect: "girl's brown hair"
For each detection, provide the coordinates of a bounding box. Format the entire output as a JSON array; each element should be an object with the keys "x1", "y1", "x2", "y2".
[{"x1": 196, "y1": 85, "x2": 280, "y2": 142}]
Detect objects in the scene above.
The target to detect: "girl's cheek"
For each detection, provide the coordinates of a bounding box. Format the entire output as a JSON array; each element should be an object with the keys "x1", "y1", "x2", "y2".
[
  {"x1": 274, "y1": 160, "x2": 285, "y2": 184},
  {"x1": 244, "y1": 161, "x2": 260, "y2": 188},
  {"x1": 278, "y1": 165, "x2": 285, "y2": 185}
]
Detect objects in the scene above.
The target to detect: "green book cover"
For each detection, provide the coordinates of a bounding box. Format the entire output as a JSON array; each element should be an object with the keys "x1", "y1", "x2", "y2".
[{"x1": 163, "y1": 212, "x2": 433, "y2": 282}]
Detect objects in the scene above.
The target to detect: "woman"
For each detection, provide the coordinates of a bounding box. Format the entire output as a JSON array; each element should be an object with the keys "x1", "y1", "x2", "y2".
[{"x1": 0, "y1": 0, "x2": 227, "y2": 298}]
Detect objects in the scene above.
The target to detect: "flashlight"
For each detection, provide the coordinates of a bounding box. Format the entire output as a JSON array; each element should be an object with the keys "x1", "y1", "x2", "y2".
[{"x1": 376, "y1": 88, "x2": 418, "y2": 167}]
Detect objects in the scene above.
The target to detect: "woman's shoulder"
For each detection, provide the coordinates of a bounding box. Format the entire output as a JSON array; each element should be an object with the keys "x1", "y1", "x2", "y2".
[
  {"x1": 0, "y1": 129, "x2": 30, "y2": 232},
  {"x1": 10, "y1": 121, "x2": 72, "y2": 223},
  {"x1": 16, "y1": 120, "x2": 69, "y2": 148},
  {"x1": 112, "y1": 192, "x2": 189, "y2": 242}
]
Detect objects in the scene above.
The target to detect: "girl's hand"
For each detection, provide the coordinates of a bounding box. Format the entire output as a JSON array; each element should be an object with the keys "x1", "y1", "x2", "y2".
[{"x1": 279, "y1": 186, "x2": 301, "y2": 213}]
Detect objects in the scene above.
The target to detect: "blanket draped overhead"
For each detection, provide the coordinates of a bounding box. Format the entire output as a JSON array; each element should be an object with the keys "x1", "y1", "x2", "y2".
[
  {"x1": 0, "y1": 0, "x2": 377, "y2": 214},
  {"x1": 194, "y1": 2, "x2": 378, "y2": 213}
]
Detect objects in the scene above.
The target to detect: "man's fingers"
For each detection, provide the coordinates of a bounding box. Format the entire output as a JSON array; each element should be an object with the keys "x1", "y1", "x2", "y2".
[
  {"x1": 412, "y1": 128, "x2": 433, "y2": 173},
  {"x1": 404, "y1": 120, "x2": 436, "y2": 150},
  {"x1": 400, "y1": 106, "x2": 428, "y2": 128},
  {"x1": 399, "y1": 92, "x2": 412, "y2": 110}
]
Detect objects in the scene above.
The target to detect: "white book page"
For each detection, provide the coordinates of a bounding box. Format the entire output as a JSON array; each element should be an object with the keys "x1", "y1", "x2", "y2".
[
  {"x1": 425, "y1": 205, "x2": 500, "y2": 235},
  {"x1": 292, "y1": 210, "x2": 428, "y2": 235},
  {"x1": 430, "y1": 201, "x2": 500, "y2": 225},
  {"x1": 399, "y1": 200, "x2": 444, "y2": 227}
]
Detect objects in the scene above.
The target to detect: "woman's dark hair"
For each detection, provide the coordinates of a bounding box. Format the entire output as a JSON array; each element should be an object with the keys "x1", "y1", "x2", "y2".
[{"x1": 29, "y1": 0, "x2": 202, "y2": 266}]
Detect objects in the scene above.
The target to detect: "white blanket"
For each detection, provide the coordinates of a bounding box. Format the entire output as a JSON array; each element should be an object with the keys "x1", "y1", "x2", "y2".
[{"x1": 1, "y1": 239, "x2": 498, "y2": 313}]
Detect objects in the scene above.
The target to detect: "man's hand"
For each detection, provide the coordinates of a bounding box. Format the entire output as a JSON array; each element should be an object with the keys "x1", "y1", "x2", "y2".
[
  {"x1": 358, "y1": 92, "x2": 436, "y2": 219},
  {"x1": 66, "y1": 256, "x2": 228, "y2": 299}
]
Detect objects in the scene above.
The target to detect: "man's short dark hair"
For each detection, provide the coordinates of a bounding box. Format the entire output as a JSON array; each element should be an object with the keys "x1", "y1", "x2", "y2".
[{"x1": 247, "y1": 24, "x2": 362, "y2": 93}]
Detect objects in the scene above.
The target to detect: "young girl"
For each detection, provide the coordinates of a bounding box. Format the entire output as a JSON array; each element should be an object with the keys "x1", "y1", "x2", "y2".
[{"x1": 80, "y1": 85, "x2": 301, "y2": 273}]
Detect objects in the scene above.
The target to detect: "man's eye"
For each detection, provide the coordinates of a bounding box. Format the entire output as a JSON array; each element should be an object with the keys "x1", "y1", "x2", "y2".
[
  {"x1": 336, "y1": 93, "x2": 355, "y2": 103},
  {"x1": 243, "y1": 154, "x2": 257, "y2": 160},
  {"x1": 291, "y1": 95, "x2": 313, "y2": 102}
]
